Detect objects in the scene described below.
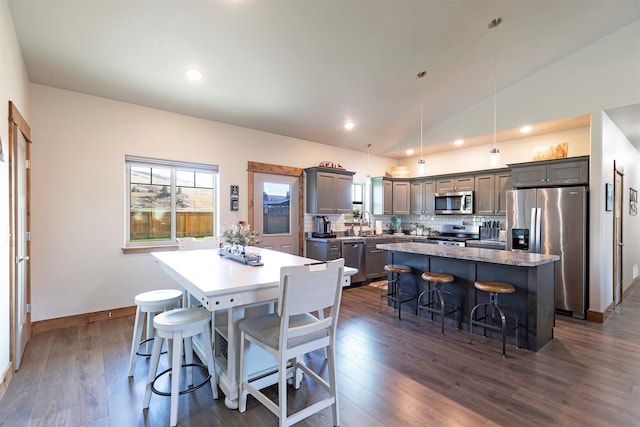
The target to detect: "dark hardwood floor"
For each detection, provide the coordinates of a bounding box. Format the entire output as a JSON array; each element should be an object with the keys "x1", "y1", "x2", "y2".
[{"x1": 2, "y1": 283, "x2": 639, "y2": 426}]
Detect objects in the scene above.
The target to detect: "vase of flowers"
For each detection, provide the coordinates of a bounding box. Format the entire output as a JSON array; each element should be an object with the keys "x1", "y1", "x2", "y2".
[
  {"x1": 219, "y1": 224, "x2": 262, "y2": 265},
  {"x1": 221, "y1": 223, "x2": 254, "y2": 255}
]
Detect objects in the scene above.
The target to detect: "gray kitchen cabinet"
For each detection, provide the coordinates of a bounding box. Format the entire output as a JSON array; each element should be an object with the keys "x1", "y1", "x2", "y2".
[
  {"x1": 306, "y1": 240, "x2": 341, "y2": 261},
  {"x1": 365, "y1": 238, "x2": 393, "y2": 279},
  {"x1": 494, "y1": 171, "x2": 512, "y2": 214},
  {"x1": 475, "y1": 170, "x2": 511, "y2": 215},
  {"x1": 305, "y1": 167, "x2": 355, "y2": 214},
  {"x1": 371, "y1": 177, "x2": 410, "y2": 215},
  {"x1": 510, "y1": 156, "x2": 589, "y2": 188},
  {"x1": 436, "y1": 174, "x2": 475, "y2": 193},
  {"x1": 392, "y1": 180, "x2": 410, "y2": 215},
  {"x1": 410, "y1": 180, "x2": 435, "y2": 215}
]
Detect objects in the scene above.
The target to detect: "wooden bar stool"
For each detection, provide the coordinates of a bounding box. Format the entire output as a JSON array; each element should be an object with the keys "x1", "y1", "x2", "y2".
[
  {"x1": 469, "y1": 281, "x2": 519, "y2": 357},
  {"x1": 128, "y1": 289, "x2": 183, "y2": 377},
  {"x1": 143, "y1": 307, "x2": 218, "y2": 427},
  {"x1": 380, "y1": 264, "x2": 413, "y2": 319},
  {"x1": 417, "y1": 272, "x2": 459, "y2": 335}
]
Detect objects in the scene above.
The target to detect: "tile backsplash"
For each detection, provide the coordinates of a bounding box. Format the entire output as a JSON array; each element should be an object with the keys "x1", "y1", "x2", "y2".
[{"x1": 304, "y1": 213, "x2": 505, "y2": 235}]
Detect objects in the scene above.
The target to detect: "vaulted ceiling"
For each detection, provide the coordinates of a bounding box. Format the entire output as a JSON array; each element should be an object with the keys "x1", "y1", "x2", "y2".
[{"x1": 8, "y1": 1, "x2": 640, "y2": 157}]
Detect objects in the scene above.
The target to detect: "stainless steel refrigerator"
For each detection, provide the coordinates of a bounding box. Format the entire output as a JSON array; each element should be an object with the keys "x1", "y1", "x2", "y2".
[{"x1": 506, "y1": 186, "x2": 587, "y2": 318}]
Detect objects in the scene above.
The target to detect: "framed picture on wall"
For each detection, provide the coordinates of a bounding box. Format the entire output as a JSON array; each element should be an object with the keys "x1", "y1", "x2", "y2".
[
  {"x1": 630, "y1": 187, "x2": 638, "y2": 216},
  {"x1": 605, "y1": 183, "x2": 613, "y2": 212},
  {"x1": 230, "y1": 185, "x2": 239, "y2": 211}
]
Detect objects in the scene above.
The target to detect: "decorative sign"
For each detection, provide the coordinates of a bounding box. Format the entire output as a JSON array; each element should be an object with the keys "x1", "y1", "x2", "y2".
[
  {"x1": 532, "y1": 142, "x2": 568, "y2": 161},
  {"x1": 230, "y1": 185, "x2": 239, "y2": 211},
  {"x1": 630, "y1": 188, "x2": 638, "y2": 216},
  {"x1": 318, "y1": 161, "x2": 345, "y2": 170}
]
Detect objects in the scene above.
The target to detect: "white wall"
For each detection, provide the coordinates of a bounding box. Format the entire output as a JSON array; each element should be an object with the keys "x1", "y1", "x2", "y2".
[
  {"x1": 0, "y1": 0, "x2": 31, "y2": 380},
  {"x1": 28, "y1": 84, "x2": 396, "y2": 321}
]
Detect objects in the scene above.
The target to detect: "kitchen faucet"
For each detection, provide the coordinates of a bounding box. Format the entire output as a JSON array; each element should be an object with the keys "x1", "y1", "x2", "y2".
[{"x1": 360, "y1": 211, "x2": 372, "y2": 236}]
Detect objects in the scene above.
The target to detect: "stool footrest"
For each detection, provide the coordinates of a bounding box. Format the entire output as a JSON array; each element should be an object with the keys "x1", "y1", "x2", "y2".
[
  {"x1": 136, "y1": 337, "x2": 167, "y2": 358},
  {"x1": 151, "y1": 363, "x2": 212, "y2": 397},
  {"x1": 417, "y1": 287, "x2": 460, "y2": 334}
]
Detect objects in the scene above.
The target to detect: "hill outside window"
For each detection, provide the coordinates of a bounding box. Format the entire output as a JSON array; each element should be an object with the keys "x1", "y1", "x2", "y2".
[{"x1": 125, "y1": 155, "x2": 218, "y2": 247}]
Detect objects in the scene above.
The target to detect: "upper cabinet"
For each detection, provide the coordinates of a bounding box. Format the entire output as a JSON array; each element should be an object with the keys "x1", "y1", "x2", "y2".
[
  {"x1": 305, "y1": 167, "x2": 355, "y2": 214},
  {"x1": 436, "y1": 174, "x2": 475, "y2": 193},
  {"x1": 371, "y1": 177, "x2": 410, "y2": 215},
  {"x1": 474, "y1": 170, "x2": 512, "y2": 216},
  {"x1": 510, "y1": 156, "x2": 589, "y2": 188},
  {"x1": 410, "y1": 180, "x2": 435, "y2": 215}
]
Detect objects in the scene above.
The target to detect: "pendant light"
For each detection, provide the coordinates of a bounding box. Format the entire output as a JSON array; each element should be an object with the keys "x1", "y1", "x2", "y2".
[
  {"x1": 488, "y1": 17, "x2": 502, "y2": 167},
  {"x1": 417, "y1": 70, "x2": 427, "y2": 175}
]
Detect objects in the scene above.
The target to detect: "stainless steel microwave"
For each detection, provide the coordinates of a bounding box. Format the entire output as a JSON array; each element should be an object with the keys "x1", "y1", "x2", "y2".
[{"x1": 434, "y1": 191, "x2": 474, "y2": 215}]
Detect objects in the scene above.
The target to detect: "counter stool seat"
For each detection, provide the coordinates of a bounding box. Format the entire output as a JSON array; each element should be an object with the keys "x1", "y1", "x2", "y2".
[
  {"x1": 380, "y1": 264, "x2": 414, "y2": 319},
  {"x1": 469, "y1": 281, "x2": 519, "y2": 357},
  {"x1": 418, "y1": 272, "x2": 459, "y2": 335},
  {"x1": 128, "y1": 289, "x2": 183, "y2": 377},
  {"x1": 474, "y1": 281, "x2": 515, "y2": 294},
  {"x1": 143, "y1": 307, "x2": 218, "y2": 427}
]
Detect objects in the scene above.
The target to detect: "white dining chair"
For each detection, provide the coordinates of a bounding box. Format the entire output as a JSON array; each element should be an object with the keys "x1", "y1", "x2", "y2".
[{"x1": 238, "y1": 259, "x2": 345, "y2": 427}]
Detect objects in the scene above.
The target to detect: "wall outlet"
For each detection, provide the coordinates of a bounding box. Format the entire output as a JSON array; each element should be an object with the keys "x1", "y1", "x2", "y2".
[{"x1": 108, "y1": 311, "x2": 112, "y2": 318}]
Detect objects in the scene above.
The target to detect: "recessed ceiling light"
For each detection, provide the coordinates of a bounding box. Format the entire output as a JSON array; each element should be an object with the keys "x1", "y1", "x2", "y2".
[
  {"x1": 344, "y1": 121, "x2": 355, "y2": 130},
  {"x1": 454, "y1": 139, "x2": 464, "y2": 146},
  {"x1": 186, "y1": 69, "x2": 202, "y2": 81},
  {"x1": 520, "y1": 125, "x2": 533, "y2": 133},
  {"x1": 406, "y1": 149, "x2": 414, "y2": 155}
]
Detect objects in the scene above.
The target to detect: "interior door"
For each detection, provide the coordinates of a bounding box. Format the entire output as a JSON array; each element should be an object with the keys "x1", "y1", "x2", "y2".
[
  {"x1": 253, "y1": 172, "x2": 299, "y2": 255},
  {"x1": 9, "y1": 102, "x2": 32, "y2": 371}
]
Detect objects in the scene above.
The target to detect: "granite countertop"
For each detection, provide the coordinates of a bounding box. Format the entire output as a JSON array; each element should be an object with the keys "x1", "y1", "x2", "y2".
[{"x1": 376, "y1": 242, "x2": 559, "y2": 267}]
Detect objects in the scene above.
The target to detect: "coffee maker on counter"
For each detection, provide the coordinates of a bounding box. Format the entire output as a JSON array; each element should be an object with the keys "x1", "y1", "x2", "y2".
[{"x1": 312, "y1": 216, "x2": 336, "y2": 238}]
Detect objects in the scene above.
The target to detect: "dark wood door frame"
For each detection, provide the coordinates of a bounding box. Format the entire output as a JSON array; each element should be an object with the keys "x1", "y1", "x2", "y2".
[
  {"x1": 613, "y1": 160, "x2": 624, "y2": 307},
  {"x1": 247, "y1": 162, "x2": 305, "y2": 256}
]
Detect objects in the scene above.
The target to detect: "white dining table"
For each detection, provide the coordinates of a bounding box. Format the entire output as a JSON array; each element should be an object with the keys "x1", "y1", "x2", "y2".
[{"x1": 151, "y1": 246, "x2": 356, "y2": 409}]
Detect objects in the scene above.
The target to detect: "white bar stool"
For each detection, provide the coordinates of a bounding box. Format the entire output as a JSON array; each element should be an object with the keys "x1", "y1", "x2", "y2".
[
  {"x1": 143, "y1": 307, "x2": 218, "y2": 427},
  {"x1": 128, "y1": 289, "x2": 183, "y2": 377}
]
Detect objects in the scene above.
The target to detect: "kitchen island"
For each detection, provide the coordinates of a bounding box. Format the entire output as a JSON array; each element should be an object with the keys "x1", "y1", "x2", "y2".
[{"x1": 375, "y1": 242, "x2": 559, "y2": 351}]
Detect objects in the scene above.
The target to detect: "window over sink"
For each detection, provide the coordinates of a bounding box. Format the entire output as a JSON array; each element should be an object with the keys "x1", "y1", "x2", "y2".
[{"x1": 351, "y1": 182, "x2": 365, "y2": 220}]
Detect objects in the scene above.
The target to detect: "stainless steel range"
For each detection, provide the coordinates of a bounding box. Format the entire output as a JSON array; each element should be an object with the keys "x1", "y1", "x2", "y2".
[{"x1": 422, "y1": 224, "x2": 479, "y2": 247}]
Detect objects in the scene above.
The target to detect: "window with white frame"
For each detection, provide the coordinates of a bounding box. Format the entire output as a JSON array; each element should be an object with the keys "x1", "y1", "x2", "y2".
[
  {"x1": 125, "y1": 155, "x2": 218, "y2": 246},
  {"x1": 352, "y1": 182, "x2": 365, "y2": 219}
]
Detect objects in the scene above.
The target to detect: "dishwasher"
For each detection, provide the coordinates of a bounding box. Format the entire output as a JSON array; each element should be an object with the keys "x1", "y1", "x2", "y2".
[{"x1": 341, "y1": 240, "x2": 366, "y2": 283}]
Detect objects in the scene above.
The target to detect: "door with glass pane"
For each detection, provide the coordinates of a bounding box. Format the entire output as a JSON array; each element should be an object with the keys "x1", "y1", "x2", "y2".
[{"x1": 253, "y1": 173, "x2": 299, "y2": 254}]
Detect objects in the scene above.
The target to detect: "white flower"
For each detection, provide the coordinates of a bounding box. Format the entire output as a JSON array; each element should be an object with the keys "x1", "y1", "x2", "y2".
[{"x1": 221, "y1": 223, "x2": 254, "y2": 247}]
